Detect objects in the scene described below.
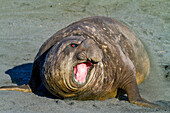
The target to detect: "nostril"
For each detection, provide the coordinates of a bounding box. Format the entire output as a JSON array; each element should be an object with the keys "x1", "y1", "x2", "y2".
[{"x1": 76, "y1": 51, "x2": 87, "y2": 60}]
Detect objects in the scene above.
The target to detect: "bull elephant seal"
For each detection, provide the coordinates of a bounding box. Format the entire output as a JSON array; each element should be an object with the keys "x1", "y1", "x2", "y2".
[{"x1": 0, "y1": 16, "x2": 157, "y2": 107}]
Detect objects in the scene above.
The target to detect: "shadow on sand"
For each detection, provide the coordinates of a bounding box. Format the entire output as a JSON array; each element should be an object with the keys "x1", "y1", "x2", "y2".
[
  {"x1": 5, "y1": 63, "x2": 33, "y2": 85},
  {"x1": 5, "y1": 63, "x2": 57, "y2": 99}
]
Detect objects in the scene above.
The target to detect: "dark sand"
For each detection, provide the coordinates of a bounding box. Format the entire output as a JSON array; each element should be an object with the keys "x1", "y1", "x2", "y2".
[{"x1": 0, "y1": 0, "x2": 170, "y2": 113}]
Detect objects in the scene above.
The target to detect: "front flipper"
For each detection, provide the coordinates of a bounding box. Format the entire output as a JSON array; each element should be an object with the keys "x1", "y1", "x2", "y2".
[
  {"x1": 124, "y1": 79, "x2": 160, "y2": 108},
  {"x1": 0, "y1": 84, "x2": 32, "y2": 92},
  {"x1": 130, "y1": 98, "x2": 159, "y2": 108}
]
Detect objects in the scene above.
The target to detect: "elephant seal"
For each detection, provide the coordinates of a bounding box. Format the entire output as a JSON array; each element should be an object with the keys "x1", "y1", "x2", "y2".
[{"x1": 0, "y1": 16, "x2": 157, "y2": 107}]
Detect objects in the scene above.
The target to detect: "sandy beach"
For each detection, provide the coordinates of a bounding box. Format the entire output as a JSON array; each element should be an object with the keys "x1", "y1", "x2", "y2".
[{"x1": 0, "y1": 0, "x2": 170, "y2": 112}]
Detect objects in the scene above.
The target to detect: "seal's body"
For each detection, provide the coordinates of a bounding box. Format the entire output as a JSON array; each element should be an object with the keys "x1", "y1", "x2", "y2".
[{"x1": 0, "y1": 16, "x2": 156, "y2": 107}]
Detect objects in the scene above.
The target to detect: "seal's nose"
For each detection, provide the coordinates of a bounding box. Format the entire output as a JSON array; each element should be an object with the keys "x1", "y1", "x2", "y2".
[
  {"x1": 77, "y1": 51, "x2": 86, "y2": 60},
  {"x1": 77, "y1": 38, "x2": 103, "y2": 63}
]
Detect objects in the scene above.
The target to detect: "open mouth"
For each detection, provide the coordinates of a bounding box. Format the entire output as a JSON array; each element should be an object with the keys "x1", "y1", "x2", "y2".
[{"x1": 73, "y1": 62, "x2": 93, "y2": 84}]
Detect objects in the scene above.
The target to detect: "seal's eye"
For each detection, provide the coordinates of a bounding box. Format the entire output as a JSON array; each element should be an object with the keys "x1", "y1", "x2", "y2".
[{"x1": 71, "y1": 43, "x2": 78, "y2": 48}]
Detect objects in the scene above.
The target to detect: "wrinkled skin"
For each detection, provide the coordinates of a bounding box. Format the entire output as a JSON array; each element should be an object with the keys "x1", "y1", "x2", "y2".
[{"x1": 0, "y1": 16, "x2": 159, "y2": 108}]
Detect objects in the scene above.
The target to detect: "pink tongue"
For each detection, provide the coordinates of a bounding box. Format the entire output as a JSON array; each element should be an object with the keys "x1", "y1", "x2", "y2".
[{"x1": 74, "y1": 62, "x2": 92, "y2": 82}]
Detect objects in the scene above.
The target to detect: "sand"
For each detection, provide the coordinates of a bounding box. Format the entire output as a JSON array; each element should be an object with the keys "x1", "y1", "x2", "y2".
[{"x1": 0, "y1": 0, "x2": 170, "y2": 113}]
